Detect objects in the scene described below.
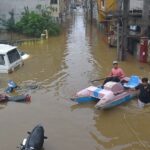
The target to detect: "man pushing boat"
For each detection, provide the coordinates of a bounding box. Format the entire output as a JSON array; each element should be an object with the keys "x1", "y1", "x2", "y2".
[{"x1": 132, "y1": 77, "x2": 150, "y2": 108}]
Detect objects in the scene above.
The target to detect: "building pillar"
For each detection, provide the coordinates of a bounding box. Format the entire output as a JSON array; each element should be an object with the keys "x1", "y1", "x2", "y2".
[{"x1": 142, "y1": 0, "x2": 150, "y2": 36}]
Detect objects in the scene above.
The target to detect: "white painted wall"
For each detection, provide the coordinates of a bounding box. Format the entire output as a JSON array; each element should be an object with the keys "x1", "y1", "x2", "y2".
[
  {"x1": 0, "y1": 0, "x2": 50, "y2": 21},
  {"x1": 130, "y1": 0, "x2": 143, "y2": 10}
]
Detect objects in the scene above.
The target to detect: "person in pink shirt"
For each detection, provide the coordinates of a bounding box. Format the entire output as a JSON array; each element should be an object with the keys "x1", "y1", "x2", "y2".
[{"x1": 103, "y1": 60, "x2": 125, "y2": 85}]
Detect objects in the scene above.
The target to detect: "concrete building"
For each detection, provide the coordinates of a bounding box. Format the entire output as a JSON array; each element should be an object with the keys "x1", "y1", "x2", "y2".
[
  {"x1": 128, "y1": 0, "x2": 150, "y2": 60},
  {"x1": 83, "y1": 0, "x2": 98, "y2": 24},
  {"x1": 97, "y1": 0, "x2": 117, "y2": 23},
  {"x1": 50, "y1": 0, "x2": 70, "y2": 22},
  {"x1": 0, "y1": 0, "x2": 50, "y2": 21},
  {"x1": 95, "y1": 0, "x2": 150, "y2": 58},
  {"x1": 0, "y1": 0, "x2": 70, "y2": 26},
  {"x1": 130, "y1": 0, "x2": 143, "y2": 10}
]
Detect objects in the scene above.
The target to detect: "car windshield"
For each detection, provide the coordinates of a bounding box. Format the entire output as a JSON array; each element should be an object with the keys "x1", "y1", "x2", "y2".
[
  {"x1": 19, "y1": 51, "x2": 25, "y2": 56},
  {"x1": 0, "y1": 55, "x2": 5, "y2": 65},
  {"x1": 7, "y1": 49, "x2": 21, "y2": 64}
]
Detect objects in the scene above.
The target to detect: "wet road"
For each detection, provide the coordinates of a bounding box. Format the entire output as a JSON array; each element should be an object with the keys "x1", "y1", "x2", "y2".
[{"x1": 0, "y1": 8, "x2": 150, "y2": 150}]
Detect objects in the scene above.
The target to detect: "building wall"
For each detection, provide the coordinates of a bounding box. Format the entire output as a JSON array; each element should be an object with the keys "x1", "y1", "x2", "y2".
[
  {"x1": 128, "y1": 0, "x2": 150, "y2": 30},
  {"x1": 0, "y1": 0, "x2": 50, "y2": 21},
  {"x1": 105, "y1": 0, "x2": 117, "y2": 11},
  {"x1": 97, "y1": 0, "x2": 117, "y2": 22},
  {"x1": 50, "y1": 0, "x2": 60, "y2": 18},
  {"x1": 0, "y1": 0, "x2": 69, "y2": 24},
  {"x1": 93, "y1": 0, "x2": 98, "y2": 22},
  {"x1": 130, "y1": 0, "x2": 143, "y2": 10},
  {"x1": 60, "y1": 0, "x2": 66, "y2": 15},
  {"x1": 50, "y1": 0, "x2": 69, "y2": 21}
]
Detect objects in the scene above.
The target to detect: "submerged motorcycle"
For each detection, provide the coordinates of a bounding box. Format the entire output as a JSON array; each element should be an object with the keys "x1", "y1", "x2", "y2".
[{"x1": 19, "y1": 125, "x2": 47, "y2": 150}]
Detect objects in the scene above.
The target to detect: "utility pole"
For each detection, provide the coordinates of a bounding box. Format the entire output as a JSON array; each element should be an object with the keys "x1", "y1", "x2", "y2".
[
  {"x1": 117, "y1": 21, "x2": 121, "y2": 60},
  {"x1": 116, "y1": 0, "x2": 122, "y2": 60},
  {"x1": 117, "y1": 0, "x2": 129, "y2": 61},
  {"x1": 90, "y1": 0, "x2": 93, "y2": 24},
  {"x1": 83, "y1": 0, "x2": 88, "y2": 20},
  {"x1": 142, "y1": 0, "x2": 150, "y2": 36}
]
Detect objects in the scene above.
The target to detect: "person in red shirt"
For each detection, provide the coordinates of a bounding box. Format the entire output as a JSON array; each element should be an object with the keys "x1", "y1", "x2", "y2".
[{"x1": 103, "y1": 61, "x2": 125, "y2": 85}]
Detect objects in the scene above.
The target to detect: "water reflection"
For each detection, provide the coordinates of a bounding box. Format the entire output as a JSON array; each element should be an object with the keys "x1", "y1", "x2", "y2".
[
  {"x1": 70, "y1": 102, "x2": 96, "y2": 112},
  {"x1": 0, "y1": 102, "x2": 7, "y2": 110},
  {"x1": 61, "y1": 8, "x2": 98, "y2": 99},
  {"x1": 92, "y1": 107, "x2": 150, "y2": 150}
]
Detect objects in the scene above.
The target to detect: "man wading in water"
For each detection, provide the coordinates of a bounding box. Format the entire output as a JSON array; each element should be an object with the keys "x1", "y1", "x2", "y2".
[{"x1": 134, "y1": 77, "x2": 150, "y2": 108}]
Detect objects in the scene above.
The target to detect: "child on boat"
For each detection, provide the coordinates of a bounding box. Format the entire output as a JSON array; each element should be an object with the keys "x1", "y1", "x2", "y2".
[{"x1": 134, "y1": 77, "x2": 150, "y2": 108}]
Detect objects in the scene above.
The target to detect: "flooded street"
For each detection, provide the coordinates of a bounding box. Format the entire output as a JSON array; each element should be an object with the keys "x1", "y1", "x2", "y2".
[{"x1": 0, "y1": 8, "x2": 150, "y2": 150}]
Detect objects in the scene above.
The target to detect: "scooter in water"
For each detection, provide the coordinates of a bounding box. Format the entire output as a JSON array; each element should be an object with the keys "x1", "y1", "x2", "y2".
[
  {"x1": 19, "y1": 125, "x2": 48, "y2": 150},
  {"x1": 5, "y1": 80, "x2": 38, "y2": 94},
  {"x1": 0, "y1": 93, "x2": 31, "y2": 103}
]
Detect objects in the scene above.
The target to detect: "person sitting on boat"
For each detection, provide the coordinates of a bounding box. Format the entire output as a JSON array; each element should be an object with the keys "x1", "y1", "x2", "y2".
[
  {"x1": 103, "y1": 60, "x2": 125, "y2": 85},
  {"x1": 134, "y1": 77, "x2": 150, "y2": 108}
]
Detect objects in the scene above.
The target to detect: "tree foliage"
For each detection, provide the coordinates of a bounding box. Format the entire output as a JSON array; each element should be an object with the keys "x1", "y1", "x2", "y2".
[
  {"x1": 6, "y1": 5, "x2": 61, "y2": 37},
  {"x1": 1, "y1": 9, "x2": 16, "y2": 31}
]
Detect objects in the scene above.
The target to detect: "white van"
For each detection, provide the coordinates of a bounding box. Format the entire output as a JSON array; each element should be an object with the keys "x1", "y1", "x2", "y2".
[{"x1": 0, "y1": 44, "x2": 24, "y2": 73}]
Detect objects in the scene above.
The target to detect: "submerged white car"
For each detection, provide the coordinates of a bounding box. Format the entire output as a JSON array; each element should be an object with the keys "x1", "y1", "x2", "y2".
[
  {"x1": 0, "y1": 44, "x2": 24, "y2": 73},
  {"x1": 18, "y1": 50, "x2": 30, "y2": 60}
]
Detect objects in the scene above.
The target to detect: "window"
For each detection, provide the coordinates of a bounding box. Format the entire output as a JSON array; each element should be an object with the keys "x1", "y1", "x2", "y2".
[
  {"x1": 129, "y1": 25, "x2": 141, "y2": 32},
  {"x1": 101, "y1": 0, "x2": 105, "y2": 7},
  {"x1": 50, "y1": 0, "x2": 58, "y2": 4},
  {"x1": 0, "y1": 55, "x2": 5, "y2": 65},
  {"x1": 7, "y1": 49, "x2": 21, "y2": 64}
]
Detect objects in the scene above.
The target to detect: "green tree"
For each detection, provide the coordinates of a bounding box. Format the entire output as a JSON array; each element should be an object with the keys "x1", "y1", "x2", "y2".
[{"x1": 5, "y1": 5, "x2": 61, "y2": 37}]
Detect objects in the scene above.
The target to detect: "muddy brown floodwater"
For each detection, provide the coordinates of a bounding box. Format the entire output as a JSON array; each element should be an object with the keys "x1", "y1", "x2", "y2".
[{"x1": 0, "y1": 8, "x2": 150, "y2": 150}]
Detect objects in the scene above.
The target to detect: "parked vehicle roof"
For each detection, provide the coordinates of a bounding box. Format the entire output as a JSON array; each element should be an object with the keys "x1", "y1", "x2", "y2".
[{"x1": 0, "y1": 44, "x2": 17, "y2": 54}]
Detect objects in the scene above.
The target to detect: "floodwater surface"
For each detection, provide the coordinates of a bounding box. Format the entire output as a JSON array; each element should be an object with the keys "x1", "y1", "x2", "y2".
[{"x1": 0, "y1": 8, "x2": 150, "y2": 150}]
